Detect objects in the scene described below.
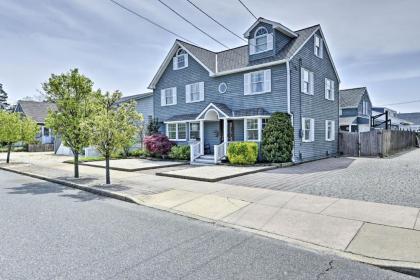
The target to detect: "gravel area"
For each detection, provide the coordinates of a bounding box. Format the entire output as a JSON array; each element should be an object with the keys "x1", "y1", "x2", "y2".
[{"x1": 223, "y1": 148, "x2": 420, "y2": 208}]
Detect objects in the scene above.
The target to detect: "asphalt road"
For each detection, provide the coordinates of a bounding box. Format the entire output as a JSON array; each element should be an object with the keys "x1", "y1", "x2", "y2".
[{"x1": 0, "y1": 170, "x2": 414, "y2": 280}]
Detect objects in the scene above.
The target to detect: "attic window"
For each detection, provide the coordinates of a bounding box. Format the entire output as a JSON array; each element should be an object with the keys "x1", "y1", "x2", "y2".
[
  {"x1": 255, "y1": 27, "x2": 268, "y2": 53},
  {"x1": 173, "y1": 49, "x2": 188, "y2": 70},
  {"x1": 314, "y1": 35, "x2": 323, "y2": 58}
]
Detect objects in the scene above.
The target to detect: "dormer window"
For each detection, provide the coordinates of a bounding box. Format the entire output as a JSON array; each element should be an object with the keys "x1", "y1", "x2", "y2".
[
  {"x1": 173, "y1": 48, "x2": 188, "y2": 70},
  {"x1": 249, "y1": 26, "x2": 273, "y2": 55}
]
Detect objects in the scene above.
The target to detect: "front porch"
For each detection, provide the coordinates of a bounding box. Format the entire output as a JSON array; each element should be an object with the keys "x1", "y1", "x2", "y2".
[{"x1": 164, "y1": 103, "x2": 270, "y2": 164}]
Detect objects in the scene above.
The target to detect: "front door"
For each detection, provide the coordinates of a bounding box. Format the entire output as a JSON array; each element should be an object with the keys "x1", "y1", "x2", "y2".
[{"x1": 204, "y1": 121, "x2": 220, "y2": 154}]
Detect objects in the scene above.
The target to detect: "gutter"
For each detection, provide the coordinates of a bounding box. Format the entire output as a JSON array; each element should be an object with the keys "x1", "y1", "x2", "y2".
[{"x1": 210, "y1": 59, "x2": 288, "y2": 77}]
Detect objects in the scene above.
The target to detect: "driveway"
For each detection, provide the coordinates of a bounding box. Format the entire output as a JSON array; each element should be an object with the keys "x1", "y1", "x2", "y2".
[{"x1": 223, "y1": 148, "x2": 420, "y2": 208}]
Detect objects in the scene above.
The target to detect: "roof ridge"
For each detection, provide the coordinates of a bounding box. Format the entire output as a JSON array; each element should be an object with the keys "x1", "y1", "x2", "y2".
[
  {"x1": 216, "y1": 44, "x2": 247, "y2": 54},
  {"x1": 293, "y1": 24, "x2": 320, "y2": 32},
  {"x1": 176, "y1": 39, "x2": 216, "y2": 54},
  {"x1": 340, "y1": 87, "x2": 367, "y2": 91}
]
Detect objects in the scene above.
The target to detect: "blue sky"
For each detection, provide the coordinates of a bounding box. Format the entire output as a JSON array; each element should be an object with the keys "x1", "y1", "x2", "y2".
[{"x1": 1, "y1": 0, "x2": 419, "y2": 112}]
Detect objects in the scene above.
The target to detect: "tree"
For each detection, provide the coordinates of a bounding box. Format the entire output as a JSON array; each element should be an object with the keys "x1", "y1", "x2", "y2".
[
  {"x1": 261, "y1": 112, "x2": 294, "y2": 163},
  {"x1": 146, "y1": 118, "x2": 160, "y2": 136},
  {"x1": 0, "y1": 83, "x2": 9, "y2": 110},
  {"x1": 0, "y1": 111, "x2": 38, "y2": 163},
  {"x1": 43, "y1": 69, "x2": 96, "y2": 178},
  {"x1": 86, "y1": 91, "x2": 142, "y2": 184}
]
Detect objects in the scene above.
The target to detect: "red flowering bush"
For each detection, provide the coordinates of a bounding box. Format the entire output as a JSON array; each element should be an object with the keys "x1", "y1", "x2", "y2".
[{"x1": 144, "y1": 134, "x2": 173, "y2": 156}]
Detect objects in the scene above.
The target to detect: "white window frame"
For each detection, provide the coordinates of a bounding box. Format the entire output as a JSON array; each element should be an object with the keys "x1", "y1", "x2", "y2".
[
  {"x1": 325, "y1": 120, "x2": 335, "y2": 141},
  {"x1": 166, "y1": 122, "x2": 187, "y2": 141},
  {"x1": 302, "y1": 118, "x2": 315, "y2": 142},
  {"x1": 249, "y1": 27, "x2": 273, "y2": 55},
  {"x1": 244, "y1": 118, "x2": 259, "y2": 141},
  {"x1": 189, "y1": 122, "x2": 200, "y2": 140},
  {"x1": 362, "y1": 101, "x2": 369, "y2": 115},
  {"x1": 254, "y1": 27, "x2": 268, "y2": 53},
  {"x1": 173, "y1": 49, "x2": 188, "y2": 70},
  {"x1": 185, "y1": 82, "x2": 204, "y2": 103},
  {"x1": 314, "y1": 34, "x2": 323, "y2": 58},
  {"x1": 301, "y1": 68, "x2": 314, "y2": 95},
  {"x1": 244, "y1": 69, "x2": 271, "y2": 95},
  {"x1": 161, "y1": 87, "x2": 177, "y2": 106},
  {"x1": 324, "y1": 78, "x2": 335, "y2": 101}
]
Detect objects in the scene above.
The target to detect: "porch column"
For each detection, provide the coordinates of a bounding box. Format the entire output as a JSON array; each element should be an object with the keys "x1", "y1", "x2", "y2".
[
  {"x1": 200, "y1": 120, "x2": 204, "y2": 155},
  {"x1": 258, "y1": 118, "x2": 263, "y2": 142},
  {"x1": 223, "y1": 118, "x2": 228, "y2": 154}
]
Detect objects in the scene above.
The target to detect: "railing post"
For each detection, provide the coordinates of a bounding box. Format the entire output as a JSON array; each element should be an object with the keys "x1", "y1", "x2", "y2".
[
  {"x1": 214, "y1": 145, "x2": 218, "y2": 164},
  {"x1": 190, "y1": 144, "x2": 194, "y2": 164}
]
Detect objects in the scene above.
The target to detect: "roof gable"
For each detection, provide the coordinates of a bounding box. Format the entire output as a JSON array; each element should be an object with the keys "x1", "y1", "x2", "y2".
[
  {"x1": 339, "y1": 87, "x2": 369, "y2": 108},
  {"x1": 15, "y1": 100, "x2": 57, "y2": 124},
  {"x1": 244, "y1": 18, "x2": 297, "y2": 38}
]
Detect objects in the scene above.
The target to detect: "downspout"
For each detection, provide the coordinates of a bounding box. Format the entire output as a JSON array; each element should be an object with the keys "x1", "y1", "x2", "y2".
[{"x1": 286, "y1": 60, "x2": 291, "y2": 115}]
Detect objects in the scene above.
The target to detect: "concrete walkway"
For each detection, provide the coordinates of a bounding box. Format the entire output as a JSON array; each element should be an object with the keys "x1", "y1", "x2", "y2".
[{"x1": 1, "y1": 152, "x2": 420, "y2": 270}]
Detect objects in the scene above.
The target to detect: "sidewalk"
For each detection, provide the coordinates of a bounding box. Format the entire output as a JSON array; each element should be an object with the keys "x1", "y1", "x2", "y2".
[{"x1": 1, "y1": 155, "x2": 420, "y2": 270}]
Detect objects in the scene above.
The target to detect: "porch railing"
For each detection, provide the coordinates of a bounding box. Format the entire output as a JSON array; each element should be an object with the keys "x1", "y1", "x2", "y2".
[
  {"x1": 214, "y1": 142, "x2": 227, "y2": 164},
  {"x1": 190, "y1": 141, "x2": 201, "y2": 164}
]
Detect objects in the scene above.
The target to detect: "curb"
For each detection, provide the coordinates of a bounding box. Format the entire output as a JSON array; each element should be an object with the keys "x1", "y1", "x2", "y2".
[{"x1": 63, "y1": 161, "x2": 188, "y2": 172}]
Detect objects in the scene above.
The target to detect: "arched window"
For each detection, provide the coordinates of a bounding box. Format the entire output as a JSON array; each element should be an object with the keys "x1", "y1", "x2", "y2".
[
  {"x1": 254, "y1": 27, "x2": 268, "y2": 53},
  {"x1": 173, "y1": 48, "x2": 188, "y2": 70}
]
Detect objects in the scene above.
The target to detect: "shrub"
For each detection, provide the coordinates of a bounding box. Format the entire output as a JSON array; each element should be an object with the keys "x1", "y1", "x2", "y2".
[
  {"x1": 262, "y1": 112, "x2": 294, "y2": 163},
  {"x1": 129, "y1": 149, "x2": 147, "y2": 157},
  {"x1": 169, "y1": 145, "x2": 190, "y2": 160},
  {"x1": 227, "y1": 142, "x2": 258, "y2": 165},
  {"x1": 144, "y1": 134, "x2": 173, "y2": 156}
]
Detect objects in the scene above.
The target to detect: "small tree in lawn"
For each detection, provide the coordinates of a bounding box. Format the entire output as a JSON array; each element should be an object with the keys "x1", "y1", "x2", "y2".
[
  {"x1": 43, "y1": 69, "x2": 96, "y2": 178},
  {"x1": 261, "y1": 112, "x2": 294, "y2": 163},
  {"x1": 86, "y1": 91, "x2": 142, "y2": 184},
  {"x1": 0, "y1": 111, "x2": 38, "y2": 163}
]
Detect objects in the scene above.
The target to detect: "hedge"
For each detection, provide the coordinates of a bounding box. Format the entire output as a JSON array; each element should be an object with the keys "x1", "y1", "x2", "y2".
[
  {"x1": 227, "y1": 142, "x2": 258, "y2": 165},
  {"x1": 169, "y1": 145, "x2": 190, "y2": 160}
]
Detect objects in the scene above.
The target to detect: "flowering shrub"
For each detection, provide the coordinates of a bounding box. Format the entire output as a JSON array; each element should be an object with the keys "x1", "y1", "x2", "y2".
[{"x1": 144, "y1": 134, "x2": 173, "y2": 156}]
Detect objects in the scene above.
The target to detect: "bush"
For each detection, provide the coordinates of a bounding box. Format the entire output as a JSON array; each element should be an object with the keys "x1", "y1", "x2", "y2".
[
  {"x1": 128, "y1": 149, "x2": 147, "y2": 157},
  {"x1": 169, "y1": 145, "x2": 190, "y2": 160},
  {"x1": 227, "y1": 142, "x2": 258, "y2": 165},
  {"x1": 262, "y1": 112, "x2": 294, "y2": 163},
  {"x1": 144, "y1": 134, "x2": 173, "y2": 156}
]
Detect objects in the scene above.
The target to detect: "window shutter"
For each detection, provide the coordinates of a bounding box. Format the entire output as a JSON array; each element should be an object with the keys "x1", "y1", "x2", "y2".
[
  {"x1": 267, "y1": 33, "x2": 274, "y2": 50},
  {"x1": 264, "y1": 69, "x2": 271, "y2": 92},
  {"x1": 310, "y1": 119, "x2": 315, "y2": 141},
  {"x1": 161, "y1": 89, "x2": 166, "y2": 106},
  {"x1": 324, "y1": 79, "x2": 328, "y2": 99},
  {"x1": 185, "y1": 84, "x2": 191, "y2": 103},
  {"x1": 172, "y1": 87, "x2": 177, "y2": 105},
  {"x1": 244, "y1": 73, "x2": 251, "y2": 95},
  {"x1": 184, "y1": 54, "x2": 188, "y2": 67},
  {"x1": 173, "y1": 57, "x2": 178, "y2": 70},
  {"x1": 325, "y1": 120, "x2": 328, "y2": 140},
  {"x1": 199, "y1": 82, "x2": 205, "y2": 101},
  {"x1": 309, "y1": 72, "x2": 314, "y2": 95},
  {"x1": 300, "y1": 68, "x2": 305, "y2": 93},
  {"x1": 331, "y1": 80, "x2": 335, "y2": 100},
  {"x1": 320, "y1": 39, "x2": 324, "y2": 58},
  {"x1": 249, "y1": 38, "x2": 256, "y2": 55}
]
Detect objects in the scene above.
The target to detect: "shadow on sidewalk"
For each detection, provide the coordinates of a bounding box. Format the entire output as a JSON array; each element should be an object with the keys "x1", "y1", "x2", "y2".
[{"x1": 265, "y1": 157, "x2": 355, "y2": 175}]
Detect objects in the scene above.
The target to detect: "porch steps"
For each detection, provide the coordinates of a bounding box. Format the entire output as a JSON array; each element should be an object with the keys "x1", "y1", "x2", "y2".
[{"x1": 192, "y1": 155, "x2": 216, "y2": 165}]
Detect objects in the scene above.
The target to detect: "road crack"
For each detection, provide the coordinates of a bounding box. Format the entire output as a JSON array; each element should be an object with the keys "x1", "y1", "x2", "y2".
[{"x1": 316, "y1": 260, "x2": 334, "y2": 280}]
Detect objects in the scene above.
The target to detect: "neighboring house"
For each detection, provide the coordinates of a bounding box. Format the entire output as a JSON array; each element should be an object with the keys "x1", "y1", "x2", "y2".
[
  {"x1": 148, "y1": 17, "x2": 340, "y2": 163},
  {"x1": 14, "y1": 100, "x2": 57, "y2": 144},
  {"x1": 396, "y1": 112, "x2": 420, "y2": 132},
  {"x1": 372, "y1": 107, "x2": 412, "y2": 130},
  {"x1": 339, "y1": 87, "x2": 372, "y2": 132}
]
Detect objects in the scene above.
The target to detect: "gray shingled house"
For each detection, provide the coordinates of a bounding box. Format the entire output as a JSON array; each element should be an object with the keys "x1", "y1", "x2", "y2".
[
  {"x1": 339, "y1": 87, "x2": 372, "y2": 132},
  {"x1": 397, "y1": 112, "x2": 420, "y2": 132},
  {"x1": 14, "y1": 100, "x2": 57, "y2": 144}
]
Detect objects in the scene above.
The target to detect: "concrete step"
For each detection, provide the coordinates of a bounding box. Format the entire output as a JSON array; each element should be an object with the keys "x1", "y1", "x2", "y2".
[
  {"x1": 194, "y1": 158, "x2": 215, "y2": 164},
  {"x1": 199, "y1": 155, "x2": 215, "y2": 160}
]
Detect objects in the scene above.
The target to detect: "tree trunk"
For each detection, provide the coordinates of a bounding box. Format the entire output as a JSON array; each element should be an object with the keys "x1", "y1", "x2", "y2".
[
  {"x1": 6, "y1": 143, "x2": 12, "y2": 164},
  {"x1": 105, "y1": 155, "x2": 111, "y2": 185},
  {"x1": 74, "y1": 151, "x2": 79, "y2": 178}
]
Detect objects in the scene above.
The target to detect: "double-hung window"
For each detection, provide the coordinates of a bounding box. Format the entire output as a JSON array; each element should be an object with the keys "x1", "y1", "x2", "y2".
[
  {"x1": 244, "y1": 69, "x2": 271, "y2": 95},
  {"x1": 186, "y1": 82, "x2": 204, "y2": 103},
  {"x1": 362, "y1": 101, "x2": 369, "y2": 115},
  {"x1": 189, "y1": 123, "x2": 200, "y2": 140},
  {"x1": 245, "y1": 119, "x2": 259, "y2": 141},
  {"x1": 161, "y1": 87, "x2": 177, "y2": 106},
  {"x1": 302, "y1": 118, "x2": 315, "y2": 142},
  {"x1": 167, "y1": 123, "x2": 186, "y2": 141},
  {"x1": 173, "y1": 49, "x2": 188, "y2": 70},
  {"x1": 249, "y1": 27, "x2": 273, "y2": 54},
  {"x1": 325, "y1": 78, "x2": 335, "y2": 101},
  {"x1": 314, "y1": 35, "x2": 323, "y2": 58},
  {"x1": 301, "y1": 68, "x2": 314, "y2": 95},
  {"x1": 325, "y1": 120, "x2": 335, "y2": 141}
]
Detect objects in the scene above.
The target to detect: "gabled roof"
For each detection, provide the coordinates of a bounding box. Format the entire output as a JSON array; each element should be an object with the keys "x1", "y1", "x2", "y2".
[
  {"x1": 397, "y1": 112, "x2": 420, "y2": 125},
  {"x1": 117, "y1": 92, "x2": 153, "y2": 104},
  {"x1": 243, "y1": 18, "x2": 298, "y2": 38},
  {"x1": 148, "y1": 20, "x2": 340, "y2": 89},
  {"x1": 339, "y1": 87, "x2": 369, "y2": 108},
  {"x1": 15, "y1": 100, "x2": 57, "y2": 124}
]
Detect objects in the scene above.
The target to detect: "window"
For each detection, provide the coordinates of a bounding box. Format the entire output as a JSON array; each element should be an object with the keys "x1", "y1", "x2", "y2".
[
  {"x1": 301, "y1": 68, "x2": 314, "y2": 95},
  {"x1": 246, "y1": 119, "x2": 259, "y2": 141},
  {"x1": 186, "y1": 82, "x2": 204, "y2": 103},
  {"x1": 43, "y1": 127, "x2": 50, "y2": 137},
  {"x1": 325, "y1": 120, "x2": 335, "y2": 141},
  {"x1": 189, "y1": 123, "x2": 200, "y2": 140},
  {"x1": 173, "y1": 49, "x2": 188, "y2": 70},
  {"x1": 218, "y1": 82, "x2": 227, "y2": 94},
  {"x1": 314, "y1": 35, "x2": 323, "y2": 58},
  {"x1": 255, "y1": 27, "x2": 268, "y2": 53},
  {"x1": 262, "y1": 118, "x2": 269, "y2": 131},
  {"x1": 325, "y1": 78, "x2": 335, "y2": 100},
  {"x1": 302, "y1": 118, "x2": 315, "y2": 142},
  {"x1": 167, "y1": 123, "x2": 177, "y2": 140},
  {"x1": 362, "y1": 101, "x2": 369, "y2": 115},
  {"x1": 161, "y1": 87, "x2": 177, "y2": 106},
  {"x1": 166, "y1": 123, "x2": 187, "y2": 141},
  {"x1": 244, "y1": 69, "x2": 271, "y2": 95},
  {"x1": 178, "y1": 123, "x2": 186, "y2": 140}
]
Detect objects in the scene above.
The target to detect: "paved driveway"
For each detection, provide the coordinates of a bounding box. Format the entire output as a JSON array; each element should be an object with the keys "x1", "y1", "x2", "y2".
[{"x1": 223, "y1": 148, "x2": 420, "y2": 208}]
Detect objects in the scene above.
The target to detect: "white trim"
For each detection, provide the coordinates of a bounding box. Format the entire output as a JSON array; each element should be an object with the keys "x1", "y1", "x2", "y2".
[
  {"x1": 325, "y1": 120, "x2": 335, "y2": 141},
  {"x1": 189, "y1": 122, "x2": 200, "y2": 140},
  {"x1": 204, "y1": 109, "x2": 220, "y2": 120},
  {"x1": 244, "y1": 69, "x2": 271, "y2": 95},
  {"x1": 195, "y1": 102, "x2": 229, "y2": 120},
  {"x1": 161, "y1": 87, "x2": 177, "y2": 106},
  {"x1": 218, "y1": 82, "x2": 227, "y2": 94},
  {"x1": 244, "y1": 118, "x2": 260, "y2": 142},
  {"x1": 185, "y1": 82, "x2": 205, "y2": 103},
  {"x1": 314, "y1": 34, "x2": 323, "y2": 59},
  {"x1": 166, "y1": 122, "x2": 187, "y2": 141},
  {"x1": 286, "y1": 61, "x2": 291, "y2": 114},
  {"x1": 302, "y1": 117, "x2": 315, "y2": 143},
  {"x1": 211, "y1": 59, "x2": 287, "y2": 77},
  {"x1": 243, "y1": 18, "x2": 298, "y2": 38},
  {"x1": 324, "y1": 78, "x2": 334, "y2": 101},
  {"x1": 253, "y1": 27, "x2": 271, "y2": 54},
  {"x1": 301, "y1": 68, "x2": 314, "y2": 95}
]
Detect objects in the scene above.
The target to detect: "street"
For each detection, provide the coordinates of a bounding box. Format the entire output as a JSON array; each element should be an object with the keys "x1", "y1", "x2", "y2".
[{"x1": 0, "y1": 170, "x2": 414, "y2": 280}]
